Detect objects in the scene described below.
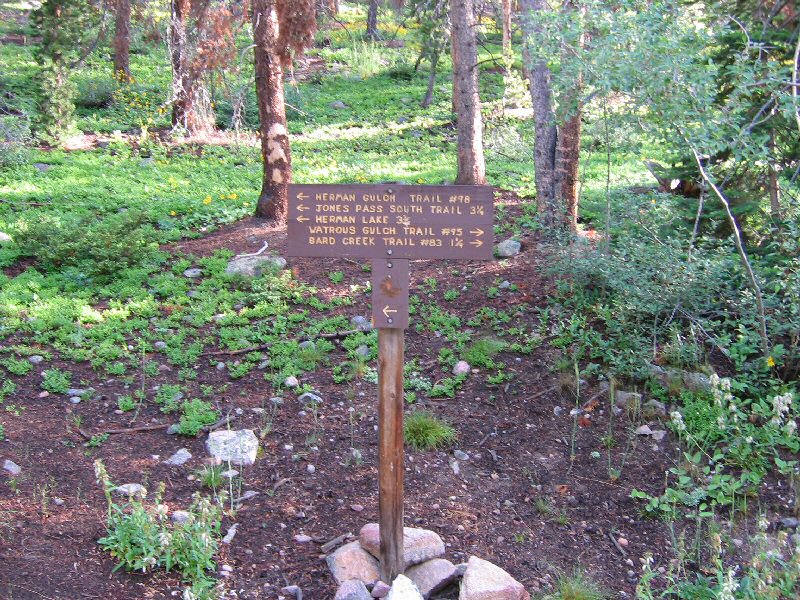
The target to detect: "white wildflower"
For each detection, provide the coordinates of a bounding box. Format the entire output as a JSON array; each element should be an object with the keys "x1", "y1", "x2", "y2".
[
  {"x1": 773, "y1": 393, "x2": 793, "y2": 419},
  {"x1": 717, "y1": 415, "x2": 727, "y2": 430},
  {"x1": 670, "y1": 411, "x2": 686, "y2": 432},
  {"x1": 158, "y1": 531, "x2": 172, "y2": 548},
  {"x1": 785, "y1": 420, "x2": 797, "y2": 437},
  {"x1": 718, "y1": 568, "x2": 739, "y2": 600}
]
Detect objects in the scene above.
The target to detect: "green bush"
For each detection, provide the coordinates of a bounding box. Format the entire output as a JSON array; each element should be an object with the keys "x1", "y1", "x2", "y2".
[
  {"x1": 177, "y1": 399, "x2": 219, "y2": 436},
  {"x1": 404, "y1": 411, "x2": 456, "y2": 451},
  {"x1": 41, "y1": 368, "x2": 71, "y2": 393}
]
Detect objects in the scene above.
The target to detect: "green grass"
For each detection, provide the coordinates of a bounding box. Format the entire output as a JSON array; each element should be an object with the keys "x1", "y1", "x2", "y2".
[{"x1": 404, "y1": 410, "x2": 456, "y2": 451}]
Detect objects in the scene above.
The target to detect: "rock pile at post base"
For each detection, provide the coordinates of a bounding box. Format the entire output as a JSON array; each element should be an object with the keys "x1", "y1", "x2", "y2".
[{"x1": 326, "y1": 523, "x2": 529, "y2": 599}]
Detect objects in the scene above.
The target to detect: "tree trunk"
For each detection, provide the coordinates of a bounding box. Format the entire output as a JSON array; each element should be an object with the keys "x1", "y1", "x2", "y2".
[
  {"x1": 450, "y1": 0, "x2": 486, "y2": 185},
  {"x1": 114, "y1": 0, "x2": 131, "y2": 80},
  {"x1": 253, "y1": 0, "x2": 291, "y2": 222},
  {"x1": 169, "y1": 0, "x2": 191, "y2": 129},
  {"x1": 554, "y1": 109, "x2": 581, "y2": 230},
  {"x1": 366, "y1": 0, "x2": 380, "y2": 40},
  {"x1": 768, "y1": 129, "x2": 781, "y2": 222},
  {"x1": 421, "y1": 50, "x2": 439, "y2": 108},
  {"x1": 502, "y1": 0, "x2": 512, "y2": 56}
]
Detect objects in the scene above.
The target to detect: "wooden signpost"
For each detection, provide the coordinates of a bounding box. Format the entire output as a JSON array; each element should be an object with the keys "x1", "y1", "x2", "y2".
[{"x1": 287, "y1": 183, "x2": 493, "y2": 582}]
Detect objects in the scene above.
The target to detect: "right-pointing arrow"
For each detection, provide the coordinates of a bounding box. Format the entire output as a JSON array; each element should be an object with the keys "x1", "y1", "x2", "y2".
[
  {"x1": 470, "y1": 228, "x2": 484, "y2": 236},
  {"x1": 469, "y1": 240, "x2": 483, "y2": 248}
]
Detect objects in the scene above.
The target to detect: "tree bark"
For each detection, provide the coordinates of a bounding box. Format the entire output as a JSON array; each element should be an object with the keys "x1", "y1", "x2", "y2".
[
  {"x1": 169, "y1": 0, "x2": 193, "y2": 130},
  {"x1": 502, "y1": 0, "x2": 512, "y2": 56},
  {"x1": 114, "y1": 0, "x2": 131, "y2": 80},
  {"x1": 253, "y1": 0, "x2": 291, "y2": 222},
  {"x1": 366, "y1": 0, "x2": 380, "y2": 40},
  {"x1": 554, "y1": 97, "x2": 581, "y2": 230},
  {"x1": 421, "y1": 50, "x2": 439, "y2": 108},
  {"x1": 450, "y1": 0, "x2": 486, "y2": 185}
]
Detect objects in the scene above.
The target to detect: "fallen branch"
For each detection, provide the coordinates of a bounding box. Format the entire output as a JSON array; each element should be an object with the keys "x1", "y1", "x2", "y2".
[{"x1": 201, "y1": 329, "x2": 363, "y2": 357}]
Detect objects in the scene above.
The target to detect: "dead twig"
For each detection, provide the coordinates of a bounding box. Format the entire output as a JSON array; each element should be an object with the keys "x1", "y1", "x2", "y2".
[
  {"x1": 320, "y1": 532, "x2": 353, "y2": 554},
  {"x1": 608, "y1": 531, "x2": 628, "y2": 557}
]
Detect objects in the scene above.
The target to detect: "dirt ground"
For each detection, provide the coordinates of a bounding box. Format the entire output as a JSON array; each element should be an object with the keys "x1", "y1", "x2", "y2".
[{"x1": 0, "y1": 199, "x2": 680, "y2": 599}]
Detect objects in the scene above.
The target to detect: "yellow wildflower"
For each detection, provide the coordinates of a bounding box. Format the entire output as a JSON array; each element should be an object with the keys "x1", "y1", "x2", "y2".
[
  {"x1": 228, "y1": 193, "x2": 238, "y2": 200},
  {"x1": 767, "y1": 356, "x2": 776, "y2": 367},
  {"x1": 203, "y1": 196, "x2": 212, "y2": 205},
  {"x1": 170, "y1": 211, "x2": 177, "y2": 216}
]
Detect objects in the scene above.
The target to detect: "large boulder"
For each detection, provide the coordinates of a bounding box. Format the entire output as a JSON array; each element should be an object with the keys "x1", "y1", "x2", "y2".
[
  {"x1": 205, "y1": 429, "x2": 259, "y2": 466},
  {"x1": 335, "y1": 579, "x2": 371, "y2": 600},
  {"x1": 406, "y1": 559, "x2": 458, "y2": 599},
  {"x1": 326, "y1": 541, "x2": 381, "y2": 586},
  {"x1": 494, "y1": 239, "x2": 521, "y2": 258},
  {"x1": 225, "y1": 255, "x2": 287, "y2": 277},
  {"x1": 386, "y1": 574, "x2": 423, "y2": 600},
  {"x1": 459, "y1": 556, "x2": 530, "y2": 600},
  {"x1": 359, "y1": 523, "x2": 445, "y2": 568}
]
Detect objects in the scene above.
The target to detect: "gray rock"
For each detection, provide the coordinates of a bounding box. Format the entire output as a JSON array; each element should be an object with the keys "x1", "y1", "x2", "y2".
[
  {"x1": 615, "y1": 390, "x2": 642, "y2": 410},
  {"x1": 216, "y1": 362, "x2": 226, "y2": 371},
  {"x1": 3, "y1": 460, "x2": 21, "y2": 476},
  {"x1": 166, "y1": 424, "x2": 181, "y2": 435},
  {"x1": 284, "y1": 376, "x2": 299, "y2": 388},
  {"x1": 33, "y1": 163, "x2": 52, "y2": 172},
  {"x1": 172, "y1": 510, "x2": 191, "y2": 524},
  {"x1": 454, "y1": 563, "x2": 468, "y2": 577},
  {"x1": 359, "y1": 523, "x2": 445, "y2": 568},
  {"x1": 205, "y1": 429, "x2": 259, "y2": 466},
  {"x1": 154, "y1": 341, "x2": 168, "y2": 351},
  {"x1": 330, "y1": 100, "x2": 348, "y2": 109},
  {"x1": 452, "y1": 361, "x2": 471, "y2": 376},
  {"x1": 0, "y1": 232, "x2": 13, "y2": 244},
  {"x1": 649, "y1": 365, "x2": 712, "y2": 392},
  {"x1": 635, "y1": 425, "x2": 653, "y2": 436},
  {"x1": 335, "y1": 579, "x2": 371, "y2": 600},
  {"x1": 281, "y1": 585, "x2": 303, "y2": 600},
  {"x1": 642, "y1": 399, "x2": 667, "y2": 418},
  {"x1": 298, "y1": 340, "x2": 315, "y2": 350},
  {"x1": 387, "y1": 574, "x2": 423, "y2": 600},
  {"x1": 326, "y1": 541, "x2": 380, "y2": 585},
  {"x1": 271, "y1": 396, "x2": 284, "y2": 406},
  {"x1": 779, "y1": 517, "x2": 800, "y2": 530},
  {"x1": 299, "y1": 392, "x2": 323, "y2": 406},
  {"x1": 355, "y1": 345, "x2": 370, "y2": 358},
  {"x1": 553, "y1": 406, "x2": 564, "y2": 417},
  {"x1": 454, "y1": 450, "x2": 469, "y2": 461},
  {"x1": 407, "y1": 559, "x2": 458, "y2": 599},
  {"x1": 28, "y1": 355, "x2": 44, "y2": 365},
  {"x1": 351, "y1": 315, "x2": 373, "y2": 331},
  {"x1": 651, "y1": 430, "x2": 667, "y2": 442},
  {"x1": 222, "y1": 523, "x2": 238, "y2": 544},
  {"x1": 371, "y1": 581, "x2": 391, "y2": 598},
  {"x1": 53, "y1": 497, "x2": 65, "y2": 506},
  {"x1": 183, "y1": 268, "x2": 202, "y2": 278},
  {"x1": 164, "y1": 448, "x2": 192, "y2": 466},
  {"x1": 306, "y1": 464, "x2": 316, "y2": 474},
  {"x1": 66, "y1": 388, "x2": 87, "y2": 397},
  {"x1": 69, "y1": 397, "x2": 81, "y2": 404},
  {"x1": 113, "y1": 483, "x2": 147, "y2": 499},
  {"x1": 459, "y1": 556, "x2": 530, "y2": 600},
  {"x1": 225, "y1": 255, "x2": 287, "y2": 277},
  {"x1": 499, "y1": 280, "x2": 511, "y2": 289},
  {"x1": 494, "y1": 239, "x2": 521, "y2": 258},
  {"x1": 294, "y1": 533, "x2": 313, "y2": 543}
]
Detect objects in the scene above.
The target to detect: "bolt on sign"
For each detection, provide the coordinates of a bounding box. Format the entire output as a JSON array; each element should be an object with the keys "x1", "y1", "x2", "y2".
[{"x1": 287, "y1": 183, "x2": 493, "y2": 581}]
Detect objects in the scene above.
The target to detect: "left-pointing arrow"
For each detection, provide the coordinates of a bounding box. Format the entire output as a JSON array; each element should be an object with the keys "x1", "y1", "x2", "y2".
[
  {"x1": 296, "y1": 204, "x2": 309, "y2": 212},
  {"x1": 297, "y1": 216, "x2": 309, "y2": 223},
  {"x1": 382, "y1": 306, "x2": 398, "y2": 318},
  {"x1": 297, "y1": 192, "x2": 309, "y2": 201}
]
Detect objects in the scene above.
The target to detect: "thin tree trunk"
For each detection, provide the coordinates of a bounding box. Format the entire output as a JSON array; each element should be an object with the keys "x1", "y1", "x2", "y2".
[
  {"x1": 253, "y1": 0, "x2": 291, "y2": 222},
  {"x1": 421, "y1": 51, "x2": 439, "y2": 108},
  {"x1": 502, "y1": 0, "x2": 512, "y2": 56},
  {"x1": 768, "y1": 129, "x2": 781, "y2": 222},
  {"x1": 169, "y1": 0, "x2": 191, "y2": 129},
  {"x1": 450, "y1": 0, "x2": 486, "y2": 185},
  {"x1": 114, "y1": 0, "x2": 131, "y2": 81},
  {"x1": 366, "y1": 0, "x2": 380, "y2": 40},
  {"x1": 555, "y1": 109, "x2": 581, "y2": 230}
]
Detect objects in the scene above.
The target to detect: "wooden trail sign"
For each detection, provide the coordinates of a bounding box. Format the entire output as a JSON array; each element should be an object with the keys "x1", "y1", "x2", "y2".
[{"x1": 287, "y1": 183, "x2": 493, "y2": 582}]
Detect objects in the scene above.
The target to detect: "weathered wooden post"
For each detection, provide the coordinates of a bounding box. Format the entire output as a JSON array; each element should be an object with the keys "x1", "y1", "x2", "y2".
[{"x1": 288, "y1": 184, "x2": 492, "y2": 582}]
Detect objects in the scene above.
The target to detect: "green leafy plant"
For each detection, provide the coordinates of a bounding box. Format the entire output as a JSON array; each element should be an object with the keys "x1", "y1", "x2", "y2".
[
  {"x1": 41, "y1": 368, "x2": 71, "y2": 393},
  {"x1": 177, "y1": 400, "x2": 219, "y2": 436}
]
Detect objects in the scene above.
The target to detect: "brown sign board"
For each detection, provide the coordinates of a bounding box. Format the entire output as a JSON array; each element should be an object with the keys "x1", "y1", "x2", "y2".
[
  {"x1": 371, "y1": 259, "x2": 409, "y2": 329},
  {"x1": 287, "y1": 184, "x2": 493, "y2": 260}
]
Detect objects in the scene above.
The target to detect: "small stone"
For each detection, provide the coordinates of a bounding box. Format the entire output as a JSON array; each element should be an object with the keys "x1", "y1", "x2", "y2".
[
  {"x1": 306, "y1": 464, "x2": 316, "y2": 474},
  {"x1": 406, "y1": 558, "x2": 458, "y2": 598},
  {"x1": 221, "y1": 469, "x2": 239, "y2": 480},
  {"x1": 779, "y1": 517, "x2": 800, "y2": 530},
  {"x1": 183, "y1": 268, "x2": 202, "y2": 278},
  {"x1": 355, "y1": 345, "x2": 370, "y2": 358},
  {"x1": 617, "y1": 537, "x2": 629, "y2": 547},
  {"x1": 222, "y1": 523, "x2": 238, "y2": 544},
  {"x1": 616, "y1": 390, "x2": 642, "y2": 410},
  {"x1": 350, "y1": 504, "x2": 364, "y2": 512},
  {"x1": 294, "y1": 534, "x2": 313, "y2": 543},
  {"x1": 69, "y1": 397, "x2": 81, "y2": 404},
  {"x1": 33, "y1": 162, "x2": 52, "y2": 172},
  {"x1": 499, "y1": 280, "x2": 511, "y2": 289},
  {"x1": 635, "y1": 425, "x2": 653, "y2": 436},
  {"x1": 642, "y1": 399, "x2": 667, "y2": 418},
  {"x1": 28, "y1": 355, "x2": 44, "y2": 365},
  {"x1": 326, "y1": 541, "x2": 380, "y2": 586},
  {"x1": 494, "y1": 239, "x2": 521, "y2": 258},
  {"x1": 650, "y1": 430, "x2": 667, "y2": 442},
  {"x1": 298, "y1": 340, "x2": 315, "y2": 350},
  {"x1": 299, "y1": 392, "x2": 323, "y2": 405},
  {"x1": 454, "y1": 450, "x2": 469, "y2": 461},
  {"x1": 271, "y1": 396, "x2": 284, "y2": 406},
  {"x1": 281, "y1": 585, "x2": 303, "y2": 600},
  {"x1": 113, "y1": 484, "x2": 147, "y2": 499},
  {"x1": 66, "y1": 388, "x2": 87, "y2": 397},
  {"x1": 53, "y1": 497, "x2": 65, "y2": 506},
  {"x1": 330, "y1": 100, "x2": 348, "y2": 109},
  {"x1": 284, "y1": 376, "x2": 299, "y2": 388},
  {"x1": 238, "y1": 490, "x2": 259, "y2": 502},
  {"x1": 372, "y1": 581, "x2": 391, "y2": 598},
  {"x1": 38, "y1": 391, "x2": 49, "y2": 398},
  {"x1": 452, "y1": 361, "x2": 471, "y2": 376},
  {"x1": 731, "y1": 538, "x2": 744, "y2": 548},
  {"x1": 387, "y1": 574, "x2": 423, "y2": 600},
  {"x1": 172, "y1": 510, "x2": 191, "y2": 524},
  {"x1": 351, "y1": 315, "x2": 373, "y2": 331},
  {"x1": 164, "y1": 448, "x2": 192, "y2": 466},
  {"x1": 216, "y1": 362, "x2": 226, "y2": 371},
  {"x1": 335, "y1": 579, "x2": 371, "y2": 600},
  {"x1": 3, "y1": 460, "x2": 22, "y2": 476},
  {"x1": 205, "y1": 429, "x2": 259, "y2": 466},
  {"x1": 450, "y1": 459, "x2": 461, "y2": 476},
  {"x1": 225, "y1": 255, "x2": 286, "y2": 277},
  {"x1": 359, "y1": 523, "x2": 445, "y2": 568},
  {"x1": 220, "y1": 564, "x2": 233, "y2": 573},
  {"x1": 166, "y1": 424, "x2": 181, "y2": 435},
  {"x1": 459, "y1": 556, "x2": 529, "y2": 600},
  {"x1": 154, "y1": 341, "x2": 167, "y2": 350}
]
